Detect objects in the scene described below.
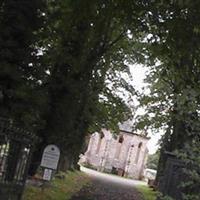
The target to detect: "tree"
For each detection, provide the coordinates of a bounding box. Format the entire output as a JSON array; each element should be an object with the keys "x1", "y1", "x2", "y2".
[
  {"x1": 29, "y1": 0, "x2": 149, "y2": 173},
  {"x1": 147, "y1": 151, "x2": 160, "y2": 170},
  {"x1": 0, "y1": 0, "x2": 46, "y2": 130},
  {"x1": 135, "y1": 1, "x2": 200, "y2": 199},
  {"x1": 0, "y1": 0, "x2": 47, "y2": 181}
]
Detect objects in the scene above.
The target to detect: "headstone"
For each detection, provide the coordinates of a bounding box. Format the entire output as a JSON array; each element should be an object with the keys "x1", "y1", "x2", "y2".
[{"x1": 41, "y1": 145, "x2": 60, "y2": 170}]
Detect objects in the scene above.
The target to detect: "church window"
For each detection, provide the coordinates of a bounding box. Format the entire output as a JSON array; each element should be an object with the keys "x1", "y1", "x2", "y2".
[
  {"x1": 95, "y1": 132, "x2": 104, "y2": 154},
  {"x1": 115, "y1": 135, "x2": 124, "y2": 159},
  {"x1": 118, "y1": 135, "x2": 124, "y2": 143},
  {"x1": 134, "y1": 142, "x2": 142, "y2": 164}
]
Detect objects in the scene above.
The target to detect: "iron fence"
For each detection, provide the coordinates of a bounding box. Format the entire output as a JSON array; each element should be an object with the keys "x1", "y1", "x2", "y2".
[{"x1": 0, "y1": 117, "x2": 38, "y2": 200}]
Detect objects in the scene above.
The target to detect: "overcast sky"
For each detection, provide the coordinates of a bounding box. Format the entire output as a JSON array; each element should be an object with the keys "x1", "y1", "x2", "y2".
[{"x1": 129, "y1": 64, "x2": 162, "y2": 154}]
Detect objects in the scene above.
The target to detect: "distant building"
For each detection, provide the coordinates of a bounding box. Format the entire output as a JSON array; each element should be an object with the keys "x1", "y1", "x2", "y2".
[{"x1": 80, "y1": 125, "x2": 150, "y2": 180}]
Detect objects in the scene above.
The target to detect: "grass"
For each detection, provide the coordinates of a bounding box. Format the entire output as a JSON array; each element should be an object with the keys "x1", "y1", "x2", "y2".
[
  {"x1": 22, "y1": 171, "x2": 90, "y2": 200},
  {"x1": 136, "y1": 185, "x2": 157, "y2": 200}
]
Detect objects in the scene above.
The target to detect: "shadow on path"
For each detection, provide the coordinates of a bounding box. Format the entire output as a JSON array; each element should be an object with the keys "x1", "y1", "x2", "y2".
[{"x1": 70, "y1": 167, "x2": 144, "y2": 200}]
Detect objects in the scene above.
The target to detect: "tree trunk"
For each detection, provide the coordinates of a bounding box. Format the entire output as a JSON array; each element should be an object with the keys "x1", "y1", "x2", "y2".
[
  {"x1": 58, "y1": 153, "x2": 72, "y2": 172},
  {"x1": 28, "y1": 140, "x2": 46, "y2": 176}
]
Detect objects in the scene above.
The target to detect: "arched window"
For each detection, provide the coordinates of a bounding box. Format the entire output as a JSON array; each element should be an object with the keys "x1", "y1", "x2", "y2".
[
  {"x1": 95, "y1": 132, "x2": 104, "y2": 154},
  {"x1": 86, "y1": 135, "x2": 94, "y2": 154},
  {"x1": 115, "y1": 135, "x2": 124, "y2": 159},
  {"x1": 118, "y1": 135, "x2": 124, "y2": 143},
  {"x1": 134, "y1": 142, "x2": 142, "y2": 164}
]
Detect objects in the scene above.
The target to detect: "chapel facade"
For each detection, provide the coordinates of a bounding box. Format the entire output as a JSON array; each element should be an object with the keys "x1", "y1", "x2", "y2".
[{"x1": 81, "y1": 128, "x2": 149, "y2": 180}]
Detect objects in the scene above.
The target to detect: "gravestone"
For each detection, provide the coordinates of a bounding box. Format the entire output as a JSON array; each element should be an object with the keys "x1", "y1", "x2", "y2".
[
  {"x1": 41, "y1": 145, "x2": 60, "y2": 170},
  {"x1": 41, "y1": 145, "x2": 60, "y2": 181}
]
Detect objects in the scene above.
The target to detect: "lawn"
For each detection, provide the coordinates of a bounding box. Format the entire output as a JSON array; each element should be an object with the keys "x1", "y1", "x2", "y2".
[
  {"x1": 22, "y1": 171, "x2": 90, "y2": 200},
  {"x1": 136, "y1": 185, "x2": 157, "y2": 200}
]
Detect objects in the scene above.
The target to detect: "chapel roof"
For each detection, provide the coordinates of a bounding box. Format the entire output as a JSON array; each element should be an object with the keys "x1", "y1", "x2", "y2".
[{"x1": 119, "y1": 120, "x2": 150, "y2": 140}]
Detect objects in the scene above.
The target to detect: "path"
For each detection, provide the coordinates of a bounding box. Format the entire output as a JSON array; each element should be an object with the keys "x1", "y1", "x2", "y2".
[{"x1": 70, "y1": 166, "x2": 145, "y2": 200}]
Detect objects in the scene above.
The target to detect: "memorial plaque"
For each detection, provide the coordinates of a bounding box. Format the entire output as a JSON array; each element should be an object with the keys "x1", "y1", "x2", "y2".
[
  {"x1": 43, "y1": 169, "x2": 52, "y2": 181},
  {"x1": 41, "y1": 145, "x2": 60, "y2": 170}
]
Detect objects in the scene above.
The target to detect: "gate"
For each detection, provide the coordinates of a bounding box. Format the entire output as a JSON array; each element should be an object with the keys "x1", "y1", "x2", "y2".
[
  {"x1": 158, "y1": 152, "x2": 185, "y2": 200},
  {"x1": 0, "y1": 117, "x2": 38, "y2": 200}
]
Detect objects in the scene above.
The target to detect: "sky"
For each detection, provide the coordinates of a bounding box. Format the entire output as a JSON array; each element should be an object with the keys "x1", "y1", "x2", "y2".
[{"x1": 129, "y1": 64, "x2": 162, "y2": 154}]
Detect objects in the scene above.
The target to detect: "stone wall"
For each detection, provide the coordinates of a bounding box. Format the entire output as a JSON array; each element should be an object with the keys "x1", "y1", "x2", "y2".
[{"x1": 83, "y1": 128, "x2": 149, "y2": 180}]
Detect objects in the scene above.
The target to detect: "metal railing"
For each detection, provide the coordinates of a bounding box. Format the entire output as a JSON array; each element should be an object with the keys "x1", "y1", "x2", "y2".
[{"x1": 0, "y1": 117, "x2": 38, "y2": 200}]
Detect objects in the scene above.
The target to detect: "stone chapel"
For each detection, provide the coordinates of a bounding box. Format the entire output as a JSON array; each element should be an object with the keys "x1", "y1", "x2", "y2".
[{"x1": 80, "y1": 124, "x2": 150, "y2": 180}]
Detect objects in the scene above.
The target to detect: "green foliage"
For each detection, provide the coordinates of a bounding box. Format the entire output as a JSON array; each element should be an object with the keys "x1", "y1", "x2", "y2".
[
  {"x1": 0, "y1": 0, "x2": 47, "y2": 130},
  {"x1": 136, "y1": 185, "x2": 157, "y2": 200},
  {"x1": 0, "y1": 0, "x2": 148, "y2": 173},
  {"x1": 23, "y1": 171, "x2": 90, "y2": 200},
  {"x1": 35, "y1": 0, "x2": 149, "y2": 171},
  {"x1": 1, "y1": 4, "x2": 200, "y2": 200},
  {"x1": 157, "y1": 193, "x2": 174, "y2": 200},
  {"x1": 176, "y1": 140, "x2": 200, "y2": 200},
  {"x1": 147, "y1": 151, "x2": 160, "y2": 170},
  {"x1": 134, "y1": 1, "x2": 200, "y2": 199}
]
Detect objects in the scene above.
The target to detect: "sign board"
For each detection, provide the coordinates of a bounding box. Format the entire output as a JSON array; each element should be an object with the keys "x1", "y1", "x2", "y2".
[
  {"x1": 43, "y1": 168, "x2": 52, "y2": 181},
  {"x1": 41, "y1": 145, "x2": 60, "y2": 170}
]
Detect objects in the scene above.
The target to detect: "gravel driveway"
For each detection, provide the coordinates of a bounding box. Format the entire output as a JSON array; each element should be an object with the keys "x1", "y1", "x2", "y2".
[{"x1": 70, "y1": 167, "x2": 145, "y2": 200}]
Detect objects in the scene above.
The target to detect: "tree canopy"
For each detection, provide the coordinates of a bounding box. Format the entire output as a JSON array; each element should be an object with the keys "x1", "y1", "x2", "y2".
[
  {"x1": 135, "y1": 1, "x2": 200, "y2": 199},
  {"x1": 0, "y1": 1, "x2": 200, "y2": 199}
]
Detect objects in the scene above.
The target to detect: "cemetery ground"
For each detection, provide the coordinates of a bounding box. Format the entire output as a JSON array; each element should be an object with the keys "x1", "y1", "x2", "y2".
[
  {"x1": 136, "y1": 185, "x2": 157, "y2": 200},
  {"x1": 22, "y1": 171, "x2": 90, "y2": 200},
  {"x1": 23, "y1": 167, "x2": 157, "y2": 200}
]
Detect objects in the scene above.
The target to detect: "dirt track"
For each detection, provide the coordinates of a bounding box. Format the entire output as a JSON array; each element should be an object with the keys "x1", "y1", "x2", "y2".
[{"x1": 70, "y1": 167, "x2": 144, "y2": 200}]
